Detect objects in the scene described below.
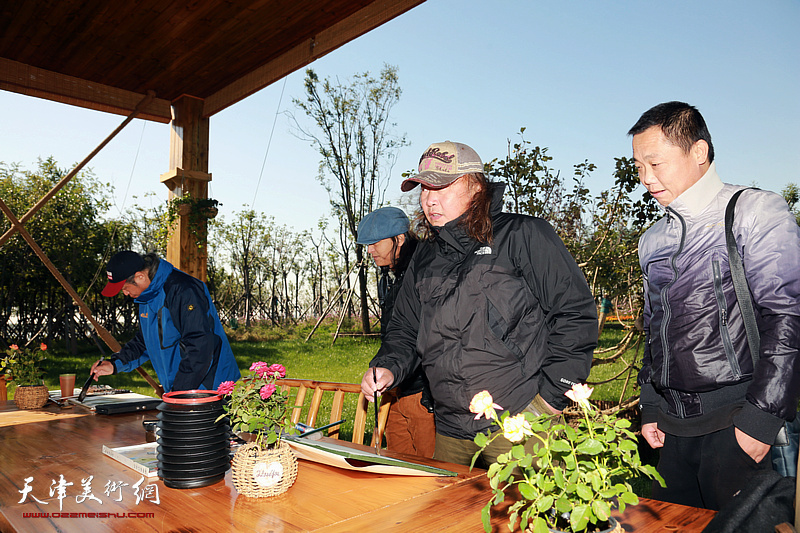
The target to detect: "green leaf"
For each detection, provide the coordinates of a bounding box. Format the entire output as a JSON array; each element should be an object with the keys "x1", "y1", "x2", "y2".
[
  {"x1": 532, "y1": 516, "x2": 550, "y2": 533},
  {"x1": 475, "y1": 431, "x2": 489, "y2": 447},
  {"x1": 481, "y1": 502, "x2": 492, "y2": 533},
  {"x1": 550, "y1": 439, "x2": 571, "y2": 453},
  {"x1": 511, "y1": 444, "x2": 526, "y2": 460},
  {"x1": 492, "y1": 491, "x2": 505, "y2": 505},
  {"x1": 620, "y1": 491, "x2": 639, "y2": 505},
  {"x1": 519, "y1": 482, "x2": 537, "y2": 500},
  {"x1": 536, "y1": 495, "x2": 554, "y2": 513},
  {"x1": 498, "y1": 464, "x2": 515, "y2": 482},
  {"x1": 554, "y1": 467, "x2": 566, "y2": 488},
  {"x1": 570, "y1": 504, "x2": 591, "y2": 532},
  {"x1": 576, "y1": 483, "x2": 593, "y2": 501},
  {"x1": 555, "y1": 496, "x2": 571, "y2": 513},
  {"x1": 576, "y1": 438, "x2": 604, "y2": 455},
  {"x1": 592, "y1": 499, "x2": 611, "y2": 520}
]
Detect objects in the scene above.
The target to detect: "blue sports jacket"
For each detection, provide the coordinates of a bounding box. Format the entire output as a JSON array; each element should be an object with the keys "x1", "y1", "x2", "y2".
[{"x1": 113, "y1": 259, "x2": 241, "y2": 392}]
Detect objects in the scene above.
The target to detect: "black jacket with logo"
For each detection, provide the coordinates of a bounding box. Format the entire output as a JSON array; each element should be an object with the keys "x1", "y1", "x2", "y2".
[{"x1": 372, "y1": 184, "x2": 597, "y2": 439}]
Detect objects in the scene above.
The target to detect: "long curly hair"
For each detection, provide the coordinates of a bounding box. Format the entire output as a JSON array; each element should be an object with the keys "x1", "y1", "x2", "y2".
[{"x1": 411, "y1": 173, "x2": 493, "y2": 244}]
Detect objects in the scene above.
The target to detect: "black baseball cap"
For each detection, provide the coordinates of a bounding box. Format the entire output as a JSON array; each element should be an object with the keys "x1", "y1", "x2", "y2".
[{"x1": 101, "y1": 251, "x2": 144, "y2": 297}]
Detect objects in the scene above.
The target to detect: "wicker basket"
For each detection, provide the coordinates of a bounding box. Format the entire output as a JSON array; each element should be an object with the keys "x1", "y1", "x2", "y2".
[
  {"x1": 13, "y1": 385, "x2": 49, "y2": 409},
  {"x1": 231, "y1": 440, "x2": 298, "y2": 498}
]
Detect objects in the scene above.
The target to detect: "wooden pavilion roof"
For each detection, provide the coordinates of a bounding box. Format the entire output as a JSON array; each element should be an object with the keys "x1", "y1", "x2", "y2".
[{"x1": 0, "y1": 0, "x2": 423, "y2": 122}]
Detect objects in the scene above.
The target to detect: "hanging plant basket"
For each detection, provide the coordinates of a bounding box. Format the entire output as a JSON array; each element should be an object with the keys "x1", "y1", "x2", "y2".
[
  {"x1": 14, "y1": 384, "x2": 49, "y2": 409},
  {"x1": 231, "y1": 441, "x2": 298, "y2": 498}
]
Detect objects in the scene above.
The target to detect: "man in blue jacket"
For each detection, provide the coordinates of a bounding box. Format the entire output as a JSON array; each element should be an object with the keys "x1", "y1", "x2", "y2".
[{"x1": 91, "y1": 251, "x2": 240, "y2": 393}]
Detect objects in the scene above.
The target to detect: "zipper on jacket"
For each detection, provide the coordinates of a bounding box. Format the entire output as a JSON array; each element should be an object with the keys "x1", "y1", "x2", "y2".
[
  {"x1": 157, "y1": 307, "x2": 179, "y2": 350},
  {"x1": 712, "y1": 260, "x2": 742, "y2": 378},
  {"x1": 659, "y1": 208, "x2": 686, "y2": 417}
]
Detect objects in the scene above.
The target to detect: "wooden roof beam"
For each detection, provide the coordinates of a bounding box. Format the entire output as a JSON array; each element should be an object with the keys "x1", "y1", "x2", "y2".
[{"x1": 0, "y1": 57, "x2": 172, "y2": 123}]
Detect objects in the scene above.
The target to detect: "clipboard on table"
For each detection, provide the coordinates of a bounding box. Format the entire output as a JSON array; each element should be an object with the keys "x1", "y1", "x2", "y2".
[{"x1": 284, "y1": 435, "x2": 458, "y2": 477}]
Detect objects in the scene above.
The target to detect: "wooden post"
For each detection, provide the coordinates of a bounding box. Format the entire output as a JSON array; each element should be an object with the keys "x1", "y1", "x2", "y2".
[{"x1": 160, "y1": 95, "x2": 211, "y2": 281}]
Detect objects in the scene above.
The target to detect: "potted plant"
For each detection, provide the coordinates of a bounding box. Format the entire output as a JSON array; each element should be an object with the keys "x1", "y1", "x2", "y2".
[
  {"x1": 2, "y1": 343, "x2": 49, "y2": 409},
  {"x1": 469, "y1": 384, "x2": 665, "y2": 533},
  {"x1": 217, "y1": 361, "x2": 298, "y2": 498},
  {"x1": 161, "y1": 194, "x2": 220, "y2": 250}
]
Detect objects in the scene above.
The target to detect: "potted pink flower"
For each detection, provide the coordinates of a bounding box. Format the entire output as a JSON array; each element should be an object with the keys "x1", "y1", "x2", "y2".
[
  {"x1": 216, "y1": 362, "x2": 298, "y2": 498},
  {"x1": 2, "y1": 343, "x2": 48, "y2": 409}
]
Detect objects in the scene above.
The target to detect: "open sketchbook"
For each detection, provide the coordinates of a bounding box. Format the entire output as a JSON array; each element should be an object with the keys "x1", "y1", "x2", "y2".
[{"x1": 284, "y1": 436, "x2": 457, "y2": 477}]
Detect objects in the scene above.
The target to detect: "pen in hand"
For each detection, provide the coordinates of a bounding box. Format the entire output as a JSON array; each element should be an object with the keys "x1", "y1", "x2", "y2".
[{"x1": 373, "y1": 367, "x2": 380, "y2": 456}]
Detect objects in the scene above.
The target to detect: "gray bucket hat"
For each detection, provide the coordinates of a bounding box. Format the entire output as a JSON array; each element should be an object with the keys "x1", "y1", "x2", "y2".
[{"x1": 356, "y1": 207, "x2": 410, "y2": 245}]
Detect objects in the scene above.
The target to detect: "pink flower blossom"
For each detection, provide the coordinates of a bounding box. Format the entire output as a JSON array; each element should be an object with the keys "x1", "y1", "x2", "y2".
[
  {"x1": 217, "y1": 381, "x2": 236, "y2": 395},
  {"x1": 40, "y1": 343, "x2": 47, "y2": 351},
  {"x1": 565, "y1": 383, "x2": 594, "y2": 411},
  {"x1": 469, "y1": 390, "x2": 502, "y2": 421},
  {"x1": 259, "y1": 384, "x2": 276, "y2": 400},
  {"x1": 267, "y1": 364, "x2": 286, "y2": 378},
  {"x1": 249, "y1": 361, "x2": 267, "y2": 372},
  {"x1": 10, "y1": 344, "x2": 18, "y2": 350},
  {"x1": 249, "y1": 361, "x2": 270, "y2": 377}
]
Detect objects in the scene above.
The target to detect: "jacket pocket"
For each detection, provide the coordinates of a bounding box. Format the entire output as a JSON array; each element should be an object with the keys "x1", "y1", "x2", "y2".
[
  {"x1": 487, "y1": 297, "x2": 526, "y2": 362},
  {"x1": 158, "y1": 307, "x2": 180, "y2": 350}
]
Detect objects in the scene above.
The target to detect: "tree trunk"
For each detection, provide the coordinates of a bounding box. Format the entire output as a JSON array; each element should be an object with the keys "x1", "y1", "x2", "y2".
[{"x1": 356, "y1": 247, "x2": 370, "y2": 334}]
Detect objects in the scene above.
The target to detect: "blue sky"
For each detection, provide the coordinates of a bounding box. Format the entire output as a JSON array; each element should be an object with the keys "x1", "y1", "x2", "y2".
[{"x1": 1, "y1": 0, "x2": 798, "y2": 233}]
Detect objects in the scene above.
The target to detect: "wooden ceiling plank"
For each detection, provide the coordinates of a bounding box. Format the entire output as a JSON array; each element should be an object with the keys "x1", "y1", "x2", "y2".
[
  {"x1": 0, "y1": 57, "x2": 171, "y2": 122},
  {"x1": 0, "y1": 1, "x2": 42, "y2": 56},
  {"x1": 58, "y1": 3, "x2": 134, "y2": 77},
  {"x1": 204, "y1": 0, "x2": 425, "y2": 117},
  {"x1": 100, "y1": 1, "x2": 251, "y2": 98},
  {"x1": 181, "y1": 0, "x2": 373, "y2": 100},
  {"x1": 49, "y1": 0, "x2": 113, "y2": 68}
]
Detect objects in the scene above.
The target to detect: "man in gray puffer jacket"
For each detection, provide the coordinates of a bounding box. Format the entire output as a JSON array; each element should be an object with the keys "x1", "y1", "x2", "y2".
[{"x1": 632, "y1": 101, "x2": 800, "y2": 511}]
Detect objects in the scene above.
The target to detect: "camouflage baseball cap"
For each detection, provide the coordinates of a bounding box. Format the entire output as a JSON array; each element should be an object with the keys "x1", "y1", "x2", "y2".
[{"x1": 400, "y1": 141, "x2": 485, "y2": 192}]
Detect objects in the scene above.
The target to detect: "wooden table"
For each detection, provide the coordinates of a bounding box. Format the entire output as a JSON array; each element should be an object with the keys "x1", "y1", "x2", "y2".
[{"x1": 0, "y1": 401, "x2": 715, "y2": 532}]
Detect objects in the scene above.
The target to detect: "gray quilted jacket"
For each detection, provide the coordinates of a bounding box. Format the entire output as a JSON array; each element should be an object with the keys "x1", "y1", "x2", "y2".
[{"x1": 638, "y1": 165, "x2": 800, "y2": 444}]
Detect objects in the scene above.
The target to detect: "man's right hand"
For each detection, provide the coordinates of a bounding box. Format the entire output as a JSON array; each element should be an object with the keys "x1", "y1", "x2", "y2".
[
  {"x1": 360, "y1": 367, "x2": 394, "y2": 401},
  {"x1": 642, "y1": 422, "x2": 665, "y2": 449},
  {"x1": 89, "y1": 360, "x2": 115, "y2": 381}
]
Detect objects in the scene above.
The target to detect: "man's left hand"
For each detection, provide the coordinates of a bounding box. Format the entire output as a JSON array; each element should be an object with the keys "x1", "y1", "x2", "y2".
[{"x1": 735, "y1": 426, "x2": 771, "y2": 463}]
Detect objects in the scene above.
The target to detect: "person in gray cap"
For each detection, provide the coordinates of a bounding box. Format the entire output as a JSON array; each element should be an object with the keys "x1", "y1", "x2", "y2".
[
  {"x1": 357, "y1": 207, "x2": 435, "y2": 458},
  {"x1": 361, "y1": 141, "x2": 597, "y2": 467}
]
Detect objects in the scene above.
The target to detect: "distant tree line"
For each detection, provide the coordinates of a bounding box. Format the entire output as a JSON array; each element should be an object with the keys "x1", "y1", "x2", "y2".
[{"x1": 3, "y1": 68, "x2": 799, "y2": 351}]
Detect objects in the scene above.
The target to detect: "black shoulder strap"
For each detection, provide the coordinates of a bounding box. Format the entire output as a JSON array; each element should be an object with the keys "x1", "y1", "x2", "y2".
[{"x1": 725, "y1": 188, "x2": 761, "y2": 364}]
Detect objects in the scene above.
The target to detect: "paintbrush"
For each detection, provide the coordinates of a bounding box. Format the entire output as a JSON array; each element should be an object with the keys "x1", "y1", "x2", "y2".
[
  {"x1": 373, "y1": 367, "x2": 380, "y2": 456},
  {"x1": 77, "y1": 356, "x2": 103, "y2": 402}
]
